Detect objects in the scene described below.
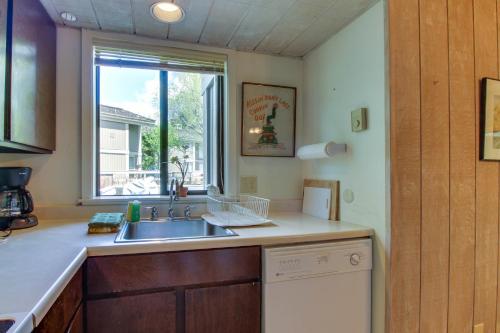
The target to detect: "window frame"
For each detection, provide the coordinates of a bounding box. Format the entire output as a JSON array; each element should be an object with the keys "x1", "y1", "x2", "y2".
[
  {"x1": 80, "y1": 31, "x2": 237, "y2": 205},
  {"x1": 94, "y1": 62, "x2": 223, "y2": 197}
]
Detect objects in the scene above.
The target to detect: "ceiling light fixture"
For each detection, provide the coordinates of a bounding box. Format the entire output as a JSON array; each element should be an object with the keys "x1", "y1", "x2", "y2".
[
  {"x1": 150, "y1": 2, "x2": 185, "y2": 23},
  {"x1": 60, "y1": 11, "x2": 77, "y2": 22}
]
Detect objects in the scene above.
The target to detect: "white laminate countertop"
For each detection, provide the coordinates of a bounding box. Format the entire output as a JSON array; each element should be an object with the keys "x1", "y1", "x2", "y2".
[{"x1": 0, "y1": 212, "x2": 373, "y2": 332}]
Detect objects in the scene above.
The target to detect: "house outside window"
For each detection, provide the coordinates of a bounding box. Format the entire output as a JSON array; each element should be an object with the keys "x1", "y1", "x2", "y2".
[{"x1": 99, "y1": 105, "x2": 156, "y2": 195}]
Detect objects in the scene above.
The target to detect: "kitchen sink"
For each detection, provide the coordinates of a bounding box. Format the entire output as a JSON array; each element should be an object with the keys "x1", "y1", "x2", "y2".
[
  {"x1": 114, "y1": 219, "x2": 237, "y2": 243},
  {"x1": 0, "y1": 319, "x2": 14, "y2": 333}
]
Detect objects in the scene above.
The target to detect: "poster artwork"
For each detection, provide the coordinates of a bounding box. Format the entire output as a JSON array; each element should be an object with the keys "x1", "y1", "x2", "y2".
[{"x1": 241, "y1": 82, "x2": 296, "y2": 157}]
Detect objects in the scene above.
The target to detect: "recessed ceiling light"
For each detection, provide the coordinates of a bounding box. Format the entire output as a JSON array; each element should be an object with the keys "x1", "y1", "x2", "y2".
[
  {"x1": 150, "y1": 2, "x2": 185, "y2": 23},
  {"x1": 60, "y1": 11, "x2": 77, "y2": 22}
]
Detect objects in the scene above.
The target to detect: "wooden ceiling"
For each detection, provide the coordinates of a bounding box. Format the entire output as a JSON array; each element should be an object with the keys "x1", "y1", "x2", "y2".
[{"x1": 39, "y1": 0, "x2": 377, "y2": 57}]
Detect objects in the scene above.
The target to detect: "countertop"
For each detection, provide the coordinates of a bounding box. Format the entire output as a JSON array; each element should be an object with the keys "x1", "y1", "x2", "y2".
[{"x1": 0, "y1": 212, "x2": 373, "y2": 332}]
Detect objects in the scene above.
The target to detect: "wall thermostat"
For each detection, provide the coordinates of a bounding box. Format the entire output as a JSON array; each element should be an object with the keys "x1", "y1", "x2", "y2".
[{"x1": 351, "y1": 108, "x2": 368, "y2": 132}]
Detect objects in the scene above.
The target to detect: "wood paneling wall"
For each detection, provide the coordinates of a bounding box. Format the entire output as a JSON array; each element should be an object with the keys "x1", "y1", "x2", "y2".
[{"x1": 388, "y1": 0, "x2": 500, "y2": 332}]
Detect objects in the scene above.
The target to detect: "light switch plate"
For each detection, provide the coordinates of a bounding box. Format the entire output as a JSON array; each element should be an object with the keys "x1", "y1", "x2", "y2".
[
  {"x1": 240, "y1": 176, "x2": 257, "y2": 194},
  {"x1": 351, "y1": 108, "x2": 368, "y2": 132}
]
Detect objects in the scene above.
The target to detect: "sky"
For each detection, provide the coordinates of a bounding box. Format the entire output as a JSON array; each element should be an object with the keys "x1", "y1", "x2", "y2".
[
  {"x1": 100, "y1": 66, "x2": 160, "y2": 121},
  {"x1": 99, "y1": 66, "x2": 194, "y2": 122}
]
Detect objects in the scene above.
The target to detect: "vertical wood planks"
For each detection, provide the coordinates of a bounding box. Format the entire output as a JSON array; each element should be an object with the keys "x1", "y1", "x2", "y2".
[
  {"x1": 496, "y1": 1, "x2": 500, "y2": 332},
  {"x1": 388, "y1": 0, "x2": 421, "y2": 331},
  {"x1": 473, "y1": 0, "x2": 500, "y2": 332},
  {"x1": 389, "y1": 0, "x2": 500, "y2": 331},
  {"x1": 448, "y1": 0, "x2": 476, "y2": 332},
  {"x1": 419, "y1": 0, "x2": 451, "y2": 331}
]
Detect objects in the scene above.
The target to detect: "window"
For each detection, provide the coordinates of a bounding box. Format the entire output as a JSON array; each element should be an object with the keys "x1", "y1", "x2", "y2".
[{"x1": 93, "y1": 44, "x2": 225, "y2": 197}]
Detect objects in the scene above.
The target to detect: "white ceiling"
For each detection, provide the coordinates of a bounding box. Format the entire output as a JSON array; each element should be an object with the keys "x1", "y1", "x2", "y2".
[{"x1": 39, "y1": 0, "x2": 378, "y2": 57}]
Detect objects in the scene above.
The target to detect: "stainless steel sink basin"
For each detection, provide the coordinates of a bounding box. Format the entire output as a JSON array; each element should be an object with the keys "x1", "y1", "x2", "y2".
[
  {"x1": 115, "y1": 219, "x2": 237, "y2": 243},
  {"x1": 0, "y1": 319, "x2": 14, "y2": 333}
]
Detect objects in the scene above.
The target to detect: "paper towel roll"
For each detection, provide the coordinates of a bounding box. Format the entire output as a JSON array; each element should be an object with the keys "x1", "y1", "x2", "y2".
[{"x1": 297, "y1": 142, "x2": 346, "y2": 160}]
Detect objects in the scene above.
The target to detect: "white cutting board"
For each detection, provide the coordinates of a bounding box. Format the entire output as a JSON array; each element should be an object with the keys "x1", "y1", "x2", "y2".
[{"x1": 302, "y1": 186, "x2": 331, "y2": 220}]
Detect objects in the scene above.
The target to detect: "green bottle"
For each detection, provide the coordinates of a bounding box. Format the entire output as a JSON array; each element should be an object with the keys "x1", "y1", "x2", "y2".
[{"x1": 127, "y1": 200, "x2": 141, "y2": 222}]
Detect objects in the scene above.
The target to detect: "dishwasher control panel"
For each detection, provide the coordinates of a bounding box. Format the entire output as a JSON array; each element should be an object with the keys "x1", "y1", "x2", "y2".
[{"x1": 263, "y1": 239, "x2": 372, "y2": 283}]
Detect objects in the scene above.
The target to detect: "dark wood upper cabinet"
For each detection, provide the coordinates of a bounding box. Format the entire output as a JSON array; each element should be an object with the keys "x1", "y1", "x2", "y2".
[
  {"x1": 8, "y1": 0, "x2": 55, "y2": 151},
  {"x1": 0, "y1": 0, "x2": 55, "y2": 153},
  {"x1": 0, "y1": 0, "x2": 6, "y2": 142}
]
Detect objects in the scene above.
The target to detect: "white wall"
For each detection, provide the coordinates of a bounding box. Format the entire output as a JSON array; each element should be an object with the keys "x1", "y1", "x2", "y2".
[
  {"x1": 234, "y1": 52, "x2": 303, "y2": 200},
  {"x1": 302, "y1": 2, "x2": 386, "y2": 333},
  {"x1": 0, "y1": 27, "x2": 303, "y2": 207}
]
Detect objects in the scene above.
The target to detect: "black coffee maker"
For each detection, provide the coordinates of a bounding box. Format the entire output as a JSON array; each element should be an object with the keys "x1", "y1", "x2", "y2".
[{"x1": 0, "y1": 167, "x2": 37, "y2": 231}]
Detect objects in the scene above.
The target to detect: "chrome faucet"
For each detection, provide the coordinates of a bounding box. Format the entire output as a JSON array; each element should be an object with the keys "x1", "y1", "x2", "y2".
[
  {"x1": 184, "y1": 205, "x2": 192, "y2": 219},
  {"x1": 168, "y1": 178, "x2": 176, "y2": 219},
  {"x1": 146, "y1": 206, "x2": 159, "y2": 221}
]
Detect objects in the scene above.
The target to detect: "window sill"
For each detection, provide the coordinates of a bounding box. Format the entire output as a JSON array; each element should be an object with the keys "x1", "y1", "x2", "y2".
[{"x1": 79, "y1": 195, "x2": 209, "y2": 206}]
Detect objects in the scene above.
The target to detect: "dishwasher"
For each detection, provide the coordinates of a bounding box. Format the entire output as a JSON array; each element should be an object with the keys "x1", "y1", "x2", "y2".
[{"x1": 263, "y1": 238, "x2": 372, "y2": 333}]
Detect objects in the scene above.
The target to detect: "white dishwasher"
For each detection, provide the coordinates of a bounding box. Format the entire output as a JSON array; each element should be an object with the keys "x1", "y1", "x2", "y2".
[{"x1": 263, "y1": 239, "x2": 372, "y2": 333}]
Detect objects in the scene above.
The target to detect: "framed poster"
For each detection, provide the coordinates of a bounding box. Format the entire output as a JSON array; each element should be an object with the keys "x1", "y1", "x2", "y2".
[
  {"x1": 241, "y1": 82, "x2": 296, "y2": 157},
  {"x1": 481, "y1": 78, "x2": 500, "y2": 160}
]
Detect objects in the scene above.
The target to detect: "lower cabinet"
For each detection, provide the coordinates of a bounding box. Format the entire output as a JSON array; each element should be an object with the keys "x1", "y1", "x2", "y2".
[
  {"x1": 85, "y1": 246, "x2": 262, "y2": 333},
  {"x1": 34, "y1": 268, "x2": 82, "y2": 333},
  {"x1": 66, "y1": 305, "x2": 83, "y2": 333},
  {"x1": 86, "y1": 291, "x2": 177, "y2": 333},
  {"x1": 33, "y1": 247, "x2": 261, "y2": 333},
  {"x1": 185, "y1": 282, "x2": 261, "y2": 333}
]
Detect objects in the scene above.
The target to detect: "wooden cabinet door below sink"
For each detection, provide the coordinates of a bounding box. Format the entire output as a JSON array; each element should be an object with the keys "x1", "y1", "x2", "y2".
[
  {"x1": 86, "y1": 291, "x2": 177, "y2": 333},
  {"x1": 185, "y1": 282, "x2": 261, "y2": 333}
]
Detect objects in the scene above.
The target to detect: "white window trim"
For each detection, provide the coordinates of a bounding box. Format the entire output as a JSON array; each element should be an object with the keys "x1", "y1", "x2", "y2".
[
  {"x1": 80, "y1": 195, "x2": 210, "y2": 206},
  {"x1": 81, "y1": 29, "x2": 239, "y2": 205}
]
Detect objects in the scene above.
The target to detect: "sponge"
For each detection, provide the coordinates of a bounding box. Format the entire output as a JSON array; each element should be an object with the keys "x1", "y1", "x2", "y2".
[{"x1": 88, "y1": 213, "x2": 125, "y2": 234}]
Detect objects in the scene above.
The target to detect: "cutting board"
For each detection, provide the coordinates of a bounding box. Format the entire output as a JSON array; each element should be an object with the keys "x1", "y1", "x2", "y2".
[
  {"x1": 303, "y1": 179, "x2": 340, "y2": 221},
  {"x1": 302, "y1": 187, "x2": 331, "y2": 219}
]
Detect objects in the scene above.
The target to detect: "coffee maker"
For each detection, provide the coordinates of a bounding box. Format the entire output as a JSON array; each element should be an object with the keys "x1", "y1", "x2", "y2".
[{"x1": 0, "y1": 167, "x2": 37, "y2": 231}]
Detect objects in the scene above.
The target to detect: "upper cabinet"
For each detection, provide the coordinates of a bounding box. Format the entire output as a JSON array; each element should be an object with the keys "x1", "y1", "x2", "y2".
[
  {"x1": 0, "y1": 0, "x2": 7, "y2": 143},
  {"x1": 0, "y1": 0, "x2": 55, "y2": 153}
]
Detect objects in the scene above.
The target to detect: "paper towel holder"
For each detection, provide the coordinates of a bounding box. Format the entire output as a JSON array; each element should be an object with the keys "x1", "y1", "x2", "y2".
[{"x1": 297, "y1": 141, "x2": 347, "y2": 160}]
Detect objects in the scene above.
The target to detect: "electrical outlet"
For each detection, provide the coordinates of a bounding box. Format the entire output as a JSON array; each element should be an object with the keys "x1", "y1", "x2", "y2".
[
  {"x1": 240, "y1": 176, "x2": 257, "y2": 194},
  {"x1": 474, "y1": 323, "x2": 485, "y2": 333}
]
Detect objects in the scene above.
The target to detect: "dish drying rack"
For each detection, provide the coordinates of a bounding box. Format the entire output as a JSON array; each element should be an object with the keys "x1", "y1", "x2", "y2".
[{"x1": 203, "y1": 195, "x2": 271, "y2": 227}]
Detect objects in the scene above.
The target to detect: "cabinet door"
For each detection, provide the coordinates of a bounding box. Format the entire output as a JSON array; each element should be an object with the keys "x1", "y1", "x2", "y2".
[
  {"x1": 86, "y1": 291, "x2": 177, "y2": 333},
  {"x1": 185, "y1": 282, "x2": 261, "y2": 333},
  {"x1": 34, "y1": 269, "x2": 82, "y2": 333},
  {"x1": 66, "y1": 304, "x2": 83, "y2": 333},
  {"x1": 9, "y1": 0, "x2": 55, "y2": 150},
  {"x1": 0, "y1": 0, "x2": 6, "y2": 141}
]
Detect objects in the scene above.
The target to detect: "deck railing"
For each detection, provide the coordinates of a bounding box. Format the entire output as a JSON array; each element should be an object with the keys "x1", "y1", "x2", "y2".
[{"x1": 99, "y1": 170, "x2": 204, "y2": 195}]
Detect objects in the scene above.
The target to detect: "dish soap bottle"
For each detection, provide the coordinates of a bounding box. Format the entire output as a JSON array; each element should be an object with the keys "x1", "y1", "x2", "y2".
[{"x1": 127, "y1": 200, "x2": 141, "y2": 222}]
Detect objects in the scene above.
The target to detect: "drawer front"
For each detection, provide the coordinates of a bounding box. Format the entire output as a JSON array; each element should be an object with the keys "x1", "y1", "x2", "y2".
[
  {"x1": 34, "y1": 268, "x2": 82, "y2": 333},
  {"x1": 86, "y1": 246, "x2": 261, "y2": 296}
]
